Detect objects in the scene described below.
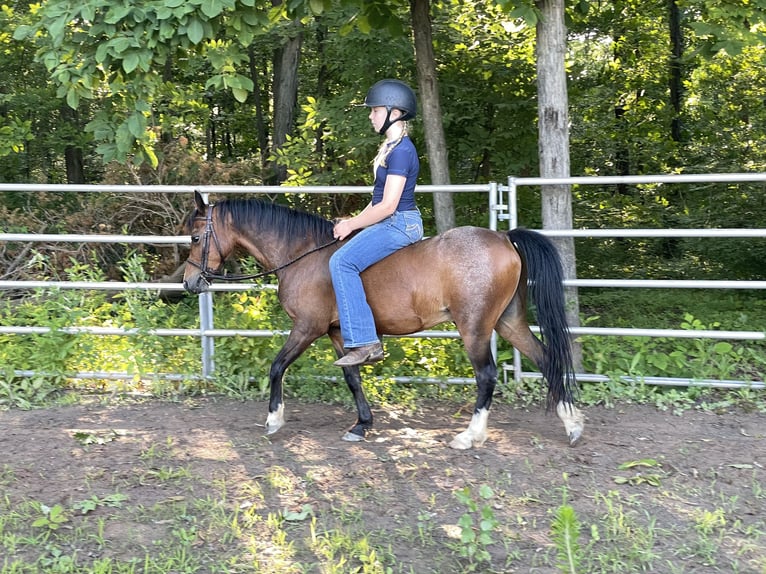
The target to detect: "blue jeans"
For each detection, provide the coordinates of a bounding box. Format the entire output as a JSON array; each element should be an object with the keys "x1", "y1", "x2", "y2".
[{"x1": 330, "y1": 210, "x2": 423, "y2": 348}]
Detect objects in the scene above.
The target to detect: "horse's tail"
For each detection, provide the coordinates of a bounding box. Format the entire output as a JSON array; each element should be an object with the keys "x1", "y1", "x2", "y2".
[{"x1": 507, "y1": 228, "x2": 578, "y2": 410}]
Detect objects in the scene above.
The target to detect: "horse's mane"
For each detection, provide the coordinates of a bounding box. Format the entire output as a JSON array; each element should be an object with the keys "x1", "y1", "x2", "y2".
[{"x1": 214, "y1": 198, "x2": 335, "y2": 244}]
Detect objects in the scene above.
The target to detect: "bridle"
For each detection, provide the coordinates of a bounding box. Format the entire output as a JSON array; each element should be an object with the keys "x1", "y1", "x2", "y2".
[{"x1": 185, "y1": 203, "x2": 339, "y2": 284}]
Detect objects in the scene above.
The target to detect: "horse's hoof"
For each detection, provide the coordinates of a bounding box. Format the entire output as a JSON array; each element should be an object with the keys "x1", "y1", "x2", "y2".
[
  {"x1": 449, "y1": 433, "x2": 473, "y2": 450},
  {"x1": 568, "y1": 428, "x2": 583, "y2": 446},
  {"x1": 265, "y1": 405, "x2": 285, "y2": 435},
  {"x1": 342, "y1": 431, "x2": 365, "y2": 442}
]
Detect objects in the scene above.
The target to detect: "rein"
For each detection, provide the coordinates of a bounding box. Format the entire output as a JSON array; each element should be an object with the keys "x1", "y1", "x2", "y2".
[{"x1": 186, "y1": 204, "x2": 339, "y2": 283}]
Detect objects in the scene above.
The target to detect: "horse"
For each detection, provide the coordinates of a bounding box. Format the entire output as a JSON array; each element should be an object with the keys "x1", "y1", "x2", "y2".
[{"x1": 182, "y1": 191, "x2": 584, "y2": 449}]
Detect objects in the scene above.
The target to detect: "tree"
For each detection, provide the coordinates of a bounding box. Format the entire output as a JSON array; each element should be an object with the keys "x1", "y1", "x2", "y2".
[
  {"x1": 410, "y1": 0, "x2": 454, "y2": 232},
  {"x1": 535, "y1": 0, "x2": 581, "y2": 361},
  {"x1": 13, "y1": 0, "x2": 268, "y2": 167},
  {"x1": 271, "y1": 11, "x2": 303, "y2": 184}
]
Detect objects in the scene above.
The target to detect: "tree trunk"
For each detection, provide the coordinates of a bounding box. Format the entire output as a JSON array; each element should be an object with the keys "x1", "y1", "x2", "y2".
[
  {"x1": 271, "y1": 23, "x2": 302, "y2": 184},
  {"x1": 249, "y1": 45, "x2": 269, "y2": 175},
  {"x1": 668, "y1": 0, "x2": 683, "y2": 143},
  {"x1": 612, "y1": 7, "x2": 630, "y2": 193},
  {"x1": 410, "y1": 0, "x2": 455, "y2": 232},
  {"x1": 60, "y1": 105, "x2": 85, "y2": 184},
  {"x1": 536, "y1": 0, "x2": 582, "y2": 368}
]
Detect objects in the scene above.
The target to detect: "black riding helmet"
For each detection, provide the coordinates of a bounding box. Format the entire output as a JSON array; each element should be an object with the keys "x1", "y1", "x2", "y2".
[{"x1": 363, "y1": 79, "x2": 417, "y2": 135}]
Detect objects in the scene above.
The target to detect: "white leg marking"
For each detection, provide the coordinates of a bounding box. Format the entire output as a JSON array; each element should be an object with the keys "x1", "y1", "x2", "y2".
[
  {"x1": 449, "y1": 408, "x2": 490, "y2": 450},
  {"x1": 556, "y1": 401, "x2": 585, "y2": 445},
  {"x1": 265, "y1": 403, "x2": 285, "y2": 435}
]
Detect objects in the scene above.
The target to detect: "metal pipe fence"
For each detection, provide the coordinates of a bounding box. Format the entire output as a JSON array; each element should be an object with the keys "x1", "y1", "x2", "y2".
[
  {"x1": 495, "y1": 173, "x2": 766, "y2": 389},
  {"x1": 1, "y1": 175, "x2": 765, "y2": 389}
]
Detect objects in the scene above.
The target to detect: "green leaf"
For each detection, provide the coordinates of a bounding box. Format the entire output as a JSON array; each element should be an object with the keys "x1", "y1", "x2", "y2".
[
  {"x1": 618, "y1": 459, "x2": 660, "y2": 470},
  {"x1": 142, "y1": 144, "x2": 159, "y2": 169},
  {"x1": 551, "y1": 504, "x2": 581, "y2": 574},
  {"x1": 201, "y1": 0, "x2": 224, "y2": 18},
  {"x1": 104, "y1": 5, "x2": 131, "y2": 24},
  {"x1": 308, "y1": 0, "x2": 324, "y2": 15},
  {"x1": 478, "y1": 484, "x2": 494, "y2": 499},
  {"x1": 479, "y1": 519, "x2": 496, "y2": 533},
  {"x1": 66, "y1": 89, "x2": 80, "y2": 110},
  {"x1": 46, "y1": 16, "x2": 69, "y2": 44},
  {"x1": 477, "y1": 531, "x2": 494, "y2": 545},
  {"x1": 12, "y1": 25, "x2": 32, "y2": 41},
  {"x1": 282, "y1": 504, "x2": 314, "y2": 521},
  {"x1": 111, "y1": 37, "x2": 133, "y2": 54},
  {"x1": 127, "y1": 113, "x2": 145, "y2": 139},
  {"x1": 80, "y1": 4, "x2": 96, "y2": 21},
  {"x1": 356, "y1": 14, "x2": 371, "y2": 34},
  {"x1": 123, "y1": 52, "x2": 140, "y2": 74},
  {"x1": 232, "y1": 88, "x2": 248, "y2": 103},
  {"x1": 713, "y1": 342, "x2": 733, "y2": 354},
  {"x1": 187, "y1": 18, "x2": 205, "y2": 44}
]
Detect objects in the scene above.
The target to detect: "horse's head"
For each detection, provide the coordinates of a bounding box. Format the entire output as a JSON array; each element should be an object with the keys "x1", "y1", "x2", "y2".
[{"x1": 182, "y1": 191, "x2": 233, "y2": 294}]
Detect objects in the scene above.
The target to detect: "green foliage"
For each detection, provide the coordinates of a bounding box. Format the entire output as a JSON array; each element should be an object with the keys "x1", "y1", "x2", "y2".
[
  {"x1": 613, "y1": 459, "x2": 664, "y2": 487},
  {"x1": 578, "y1": 311, "x2": 765, "y2": 388},
  {"x1": 0, "y1": 253, "x2": 202, "y2": 397},
  {"x1": 451, "y1": 485, "x2": 500, "y2": 570},
  {"x1": 31, "y1": 504, "x2": 69, "y2": 531},
  {"x1": 2, "y1": 247, "x2": 765, "y2": 413},
  {"x1": 72, "y1": 493, "x2": 129, "y2": 515},
  {"x1": 551, "y1": 504, "x2": 582, "y2": 574},
  {"x1": 0, "y1": 372, "x2": 60, "y2": 410}
]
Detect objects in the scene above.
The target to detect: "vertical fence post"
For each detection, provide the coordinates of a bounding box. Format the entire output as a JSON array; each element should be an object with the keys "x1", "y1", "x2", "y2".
[
  {"x1": 507, "y1": 177, "x2": 523, "y2": 385},
  {"x1": 196, "y1": 190, "x2": 216, "y2": 379},
  {"x1": 199, "y1": 292, "x2": 215, "y2": 378},
  {"x1": 488, "y1": 182, "x2": 499, "y2": 362}
]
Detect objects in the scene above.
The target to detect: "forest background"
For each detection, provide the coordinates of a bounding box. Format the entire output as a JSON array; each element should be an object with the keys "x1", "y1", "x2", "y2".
[
  {"x1": 3, "y1": 0, "x2": 766, "y2": 274},
  {"x1": 1, "y1": 0, "x2": 765, "y2": 387}
]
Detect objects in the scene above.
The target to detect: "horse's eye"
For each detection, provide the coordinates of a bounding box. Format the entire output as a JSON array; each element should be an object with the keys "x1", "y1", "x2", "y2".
[{"x1": 191, "y1": 235, "x2": 200, "y2": 244}]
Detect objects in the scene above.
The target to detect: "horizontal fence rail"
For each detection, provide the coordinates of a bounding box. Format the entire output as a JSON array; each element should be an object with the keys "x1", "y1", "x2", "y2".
[
  {"x1": 1, "y1": 176, "x2": 765, "y2": 390},
  {"x1": 496, "y1": 173, "x2": 766, "y2": 390}
]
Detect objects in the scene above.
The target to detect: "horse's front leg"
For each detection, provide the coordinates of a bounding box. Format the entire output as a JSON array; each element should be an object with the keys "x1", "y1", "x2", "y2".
[
  {"x1": 265, "y1": 330, "x2": 316, "y2": 435},
  {"x1": 450, "y1": 357, "x2": 496, "y2": 450},
  {"x1": 329, "y1": 330, "x2": 373, "y2": 441}
]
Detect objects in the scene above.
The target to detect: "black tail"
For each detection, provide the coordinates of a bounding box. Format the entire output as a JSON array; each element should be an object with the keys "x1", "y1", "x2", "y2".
[{"x1": 507, "y1": 228, "x2": 577, "y2": 409}]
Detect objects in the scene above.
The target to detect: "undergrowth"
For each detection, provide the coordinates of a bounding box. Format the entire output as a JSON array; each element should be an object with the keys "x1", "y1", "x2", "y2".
[{"x1": 0, "y1": 253, "x2": 764, "y2": 415}]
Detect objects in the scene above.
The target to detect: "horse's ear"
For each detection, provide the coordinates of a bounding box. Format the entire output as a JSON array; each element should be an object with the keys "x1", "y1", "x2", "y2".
[{"x1": 194, "y1": 190, "x2": 207, "y2": 212}]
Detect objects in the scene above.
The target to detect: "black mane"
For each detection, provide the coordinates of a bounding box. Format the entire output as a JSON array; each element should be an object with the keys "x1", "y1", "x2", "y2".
[{"x1": 213, "y1": 198, "x2": 335, "y2": 244}]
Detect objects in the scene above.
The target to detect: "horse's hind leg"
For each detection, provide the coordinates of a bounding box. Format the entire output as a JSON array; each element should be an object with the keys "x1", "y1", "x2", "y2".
[
  {"x1": 450, "y1": 332, "x2": 497, "y2": 450},
  {"x1": 495, "y1": 304, "x2": 584, "y2": 446}
]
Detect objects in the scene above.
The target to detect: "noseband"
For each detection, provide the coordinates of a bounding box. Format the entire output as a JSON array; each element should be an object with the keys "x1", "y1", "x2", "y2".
[
  {"x1": 186, "y1": 205, "x2": 226, "y2": 284},
  {"x1": 186, "y1": 203, "x2": 339, "y2": 283}
]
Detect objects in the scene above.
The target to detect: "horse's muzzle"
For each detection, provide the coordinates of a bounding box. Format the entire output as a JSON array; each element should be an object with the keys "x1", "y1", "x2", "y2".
[{"x1": 183, "y1": 276, "x2": 209, "y2": 294}]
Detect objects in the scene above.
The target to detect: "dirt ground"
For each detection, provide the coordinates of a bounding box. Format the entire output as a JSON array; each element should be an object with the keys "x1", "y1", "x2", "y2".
[{"x1": 2, "y1": 396, "x2": 765, "y2": 572}]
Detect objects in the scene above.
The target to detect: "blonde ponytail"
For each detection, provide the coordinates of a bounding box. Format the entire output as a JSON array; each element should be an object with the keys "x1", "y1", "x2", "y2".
[{"x1": 373, "y1": 122, "x2": 408, "y2": 170}]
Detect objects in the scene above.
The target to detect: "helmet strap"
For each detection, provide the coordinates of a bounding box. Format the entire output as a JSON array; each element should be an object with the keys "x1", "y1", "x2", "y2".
[{"x1": 378, "y1": 107, "x2": 403, "y2": 135}]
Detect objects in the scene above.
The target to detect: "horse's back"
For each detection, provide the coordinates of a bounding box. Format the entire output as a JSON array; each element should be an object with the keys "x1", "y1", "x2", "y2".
[{"x1": 362, "y1": 226, "x2": 522, "y2": 334}]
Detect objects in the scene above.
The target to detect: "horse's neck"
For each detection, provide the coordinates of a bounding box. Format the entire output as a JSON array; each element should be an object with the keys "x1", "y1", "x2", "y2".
[{"x1": 239, "y1": 231, "x2": 326, "y2": 273}]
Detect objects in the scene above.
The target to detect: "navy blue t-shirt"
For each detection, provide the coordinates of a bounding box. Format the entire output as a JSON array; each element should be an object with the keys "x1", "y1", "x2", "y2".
[{"x1": 371, "y1": 136, "x2": 419, "y2": 211}]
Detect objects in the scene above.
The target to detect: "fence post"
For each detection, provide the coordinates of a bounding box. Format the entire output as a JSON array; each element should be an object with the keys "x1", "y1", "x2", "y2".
[
  {"x1": 195, "y1": 190, "x2": 216, "y2": 378},
  {"x1": 199, "y1": 292, "x2": 215, "y2": 378},
  {"x1": 506, "y1": 177, "x2": 523, "y2": 384}
]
